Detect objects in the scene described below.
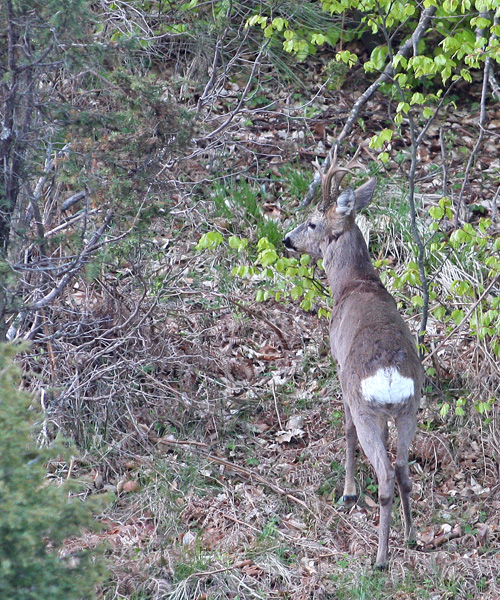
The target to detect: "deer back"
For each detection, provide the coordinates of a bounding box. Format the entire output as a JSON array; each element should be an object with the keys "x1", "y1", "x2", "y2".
[
  {"x1": 323, "y1": 196, "x2": 422, "y2": 411},
  {"x1": 284, "y1": 175, "x2": 423, "y2": 411}
]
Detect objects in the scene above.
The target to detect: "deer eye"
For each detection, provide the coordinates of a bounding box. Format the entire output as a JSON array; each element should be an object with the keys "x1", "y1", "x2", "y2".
[{"x1": 308, "y1": 223, "x2": 317, "y2": 230}]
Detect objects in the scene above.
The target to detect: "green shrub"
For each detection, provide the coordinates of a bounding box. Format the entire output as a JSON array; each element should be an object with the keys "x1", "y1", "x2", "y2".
[{"x1": 0, "y1": 344, "x2": 105, "y2": 600}]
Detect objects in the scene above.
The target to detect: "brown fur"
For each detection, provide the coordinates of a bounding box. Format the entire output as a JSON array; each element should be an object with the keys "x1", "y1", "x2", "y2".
[{"x1": 284, "y1": 177, "x2": 423, "y2": 568}]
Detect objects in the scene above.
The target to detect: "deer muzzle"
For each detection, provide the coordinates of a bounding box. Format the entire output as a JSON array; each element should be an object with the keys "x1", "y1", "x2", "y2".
[{"x1": 283, "y1": 233, "x2": 296, "y2": 251}]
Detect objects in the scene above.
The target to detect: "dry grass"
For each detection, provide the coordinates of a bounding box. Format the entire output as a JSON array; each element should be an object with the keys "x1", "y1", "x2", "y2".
[
  {"x1": 19, "y1": 179, "x2": 500, "y2": 598},
  {"x1": 13, "y1": 51, "x2": 500, "y2": 598}
]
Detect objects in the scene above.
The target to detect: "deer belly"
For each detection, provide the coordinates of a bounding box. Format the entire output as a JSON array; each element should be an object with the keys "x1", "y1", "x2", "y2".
[{"x1": 360, "y1": 367, "x2": 415, "y2": 404}]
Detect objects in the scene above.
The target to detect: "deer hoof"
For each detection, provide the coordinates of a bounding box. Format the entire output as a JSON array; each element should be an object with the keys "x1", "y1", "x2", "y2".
[
  {"x1": 373, "y1": 561, "x2": 389, "y2": 572},
  {"x1": 342, "y1": 494, "x2": 358, "y2": 507}
]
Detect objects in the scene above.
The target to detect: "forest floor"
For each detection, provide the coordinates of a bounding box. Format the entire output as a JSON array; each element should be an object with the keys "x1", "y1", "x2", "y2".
[{"x1": 44, "y1": 49, "x2": 500, "y2": 600}]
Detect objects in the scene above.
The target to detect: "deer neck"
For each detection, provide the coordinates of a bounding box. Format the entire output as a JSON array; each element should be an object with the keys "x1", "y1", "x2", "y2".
[{"x1": 321, "y1": 225, "x2": 379, "y2": 304}]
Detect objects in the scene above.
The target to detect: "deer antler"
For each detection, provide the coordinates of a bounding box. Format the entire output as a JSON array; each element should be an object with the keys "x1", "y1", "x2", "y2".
[{"x1": 315, "y1": 146, "x2": 365, "y2": 211}]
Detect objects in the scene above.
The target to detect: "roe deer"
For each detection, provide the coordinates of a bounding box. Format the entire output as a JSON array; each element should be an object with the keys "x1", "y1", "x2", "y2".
[{"x1": 283, "y1": 152, "x2": 423, "y2": 568}]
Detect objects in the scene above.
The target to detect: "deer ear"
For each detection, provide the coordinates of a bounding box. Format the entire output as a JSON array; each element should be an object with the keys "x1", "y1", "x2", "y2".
[
  {"x1": 354, "y1": 176, "x2": 377, "y2": 211},
  {"x1": 336, "y1": 187, "x2": 356, "y2": 215}
]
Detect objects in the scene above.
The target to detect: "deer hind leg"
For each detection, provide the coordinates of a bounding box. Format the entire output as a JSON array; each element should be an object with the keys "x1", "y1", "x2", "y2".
[
  {"x1": 395, "y1": 413, "x2": 417, "y2": 545},
  {"x1": 354, "y1": 416, "x2": 395, "y2": 569},
  {"x1": 342, "y1": 402, "x2": 358, "y2": 506}
]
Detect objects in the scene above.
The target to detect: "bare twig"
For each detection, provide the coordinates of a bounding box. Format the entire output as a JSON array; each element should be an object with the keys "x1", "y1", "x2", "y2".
[
  {"x1": 155, "y1": 437, "x2": 209, "y2": 449},
  {"x1": 200, "y1": 39, "x2": 270, "y2": 142},
  {"x1": 31, "y1": 210, "x2": 113, "y2": 310},
  {"x1": 302, "y1": 5, "x2": 437, "y2": 206},
  {"x1": 223, "y1": 295, "x2": 290, "y2": 350},
  {"x1": 423, "y1": 271, "x2": 500, "y2": 365},
  {"x1": 197, "y1": 37, "x2": 227, "y2": 112},
  {"x1": 439, "y1": 126, "x2": 449, "y2": 200},
  {"x1": 61, "y1": 190, "x2": 86, "y2": 212},
  {"x1": 491, "y1": 184, "x2": 499, "y2": 222},
  {"x1": 488, "y1": 70, "x2": 500, "y2": 103},
  {"x1": 454, "y1": 40, "x2": 492, "y2": 226},
  {"x1": 271, "y1": 380, "x2": 284, "y2": 431}
]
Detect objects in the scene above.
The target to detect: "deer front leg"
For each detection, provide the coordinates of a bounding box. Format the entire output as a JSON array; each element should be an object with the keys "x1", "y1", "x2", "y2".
[{"x1": 342, "y1": 402, "x2": 358, "y2": 506}]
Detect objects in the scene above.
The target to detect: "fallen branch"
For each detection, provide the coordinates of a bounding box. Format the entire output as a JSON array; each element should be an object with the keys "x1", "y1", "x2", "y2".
[
  {"x1": 420, "y1": 524, "x2": 462, "y2": 551},
  {"x1": 224, "y1": 295, "x2": 290, "y2": 350},
  {"x1": 155, "y1": 435, "x2": 315, "y2": 516}
]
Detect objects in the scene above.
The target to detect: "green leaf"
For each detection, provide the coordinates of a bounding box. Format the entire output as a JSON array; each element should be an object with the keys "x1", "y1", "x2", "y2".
[
  {"x1": 336, "y1": 50, "x2": 358, "y2": 67},
  {"x1": 470, "y1": 16, "x2": 490, "y2": 29},
  {"x1": 228, "y1": 235, "x2": 248, "y2": 251},
  {"x1": 451, "y1": 309, "x2": 465, "y2": 325},
  {"x1": 440, "y1": 402, "x2": 450, "y2": 419},
  {"x1": 397, "y1": 101, "x2": 410, "y2": 114},
  {"x1": 369, "y1": 128, "x2": 393, "y2": 150},
  {"x1": 247, "y1": 14, "x2": 267, "y2": 28},
  {"x1": 257, "y1": 237, "x2": 274, "y2": 251},
  {"x1": 259, "y1": 249, "x2": 278, "y2": 266},
  {"x1": 433, "y1": 305, "x2": 446, "y2": 320},
  {"x1": 311, "y1": 33, "x2": 327, "y2": 45},
  {"x1": 272, "y1": 17, "x2": 287, "y2": 31},
  {"x1": 365, "y1": 45, "x2": 388, "y2": 72},
  {"x1": 460, "y1": 68, "x2": 472, "y2": 82},
  {"x1": 451, "y1": 280, "x2": 472, "y2": 296},
  {"x1": 392, "y1": 55, "x2": 408, "y2": 70},
  {"x1": 196, "y1": 231, "x2": 223, "y2": 250},
  {"x1": 232, "y1": 265, "x2": 251, "y2": 278},
  {"x1": 429, "y1": 205, "x2": 444, "y2": 220},
  {"x1": 300, "y1": 298, "x2": 312, "y2": 311},
  {"x1": 475, "y1": 400, "x2": 492, "y2": 415},
  {"x1": 410, "y1": 92, "x2": 425, "y2": 105},
  {"x1": 264, "y1": 25, "x2": 274, "y2": 38},
  {"x1": 412, "y1": 295, "x2": 424, "y2": 307},
  {"x1": 274, "y1": 258, "x2": 285, "y2": 273},
  {"x1": 318, "y1": 307, "x2": 331, "y2": 319}
]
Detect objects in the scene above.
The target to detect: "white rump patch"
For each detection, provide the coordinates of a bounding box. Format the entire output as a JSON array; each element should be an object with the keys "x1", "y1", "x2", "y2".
[{"x1": 361, "y1": 367, "x2": 415, "y2": 405}]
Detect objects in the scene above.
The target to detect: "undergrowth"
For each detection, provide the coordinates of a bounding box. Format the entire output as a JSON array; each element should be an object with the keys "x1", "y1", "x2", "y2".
[
  {"x1": 197, "y1": 179, "x2": 500, "y2": 421},
  {"x1": 17, "y1": 167, "x2": 500, "y2": 600}
]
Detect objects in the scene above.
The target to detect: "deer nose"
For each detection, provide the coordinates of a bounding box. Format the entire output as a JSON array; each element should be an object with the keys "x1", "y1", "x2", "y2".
[{"x1": 283, "y1": 234, "x2": 295, "y2": 250}]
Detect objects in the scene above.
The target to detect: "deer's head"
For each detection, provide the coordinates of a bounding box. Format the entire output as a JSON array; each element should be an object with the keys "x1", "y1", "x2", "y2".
[{"x1": 283, "y1": 149, "x2": 377, "y2": 257}]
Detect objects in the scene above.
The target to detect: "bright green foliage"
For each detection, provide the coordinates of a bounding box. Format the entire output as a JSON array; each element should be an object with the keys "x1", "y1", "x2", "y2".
[
  {"x1": 378, "y1": 197, "x2": 500, "y2": 361},
  {"x1": 323, "y1": 0, "x2": 500, "y2": 81},
  {"x1": 0, "y1": 344, "x2": 105, "y2": 600},
  {"x1": 247, "y1": 0, "x2": 500, "y2": 75},
  {"x1": 197, "y1": 233, "x2": 331, "y2": 315},
  {"x1": 207, "y1": 180, "x2": 283, "y2": 246},
  {"x1": 428, "y1": 199, "x2": 500, "y2": 356},
  {"x1": 196, "y1": 231, "x2": 225, "y2": 250},
  {"x1": 246, "y1": 0, "x2": 500, "y2": 150},
  {"x1": 441, "y1": 394, "x2": 494, "y2": 419},
  {"x1": 244, "y1": 2, "x2": 347, "y2": 61}
]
